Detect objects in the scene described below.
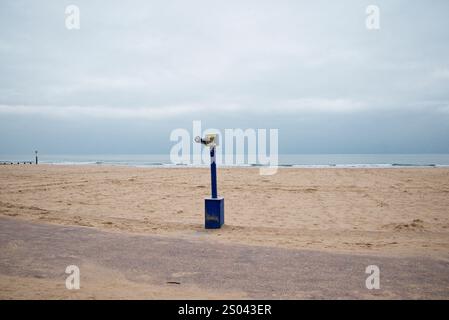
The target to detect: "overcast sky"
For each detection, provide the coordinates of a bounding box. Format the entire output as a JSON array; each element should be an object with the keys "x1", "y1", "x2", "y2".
[{"x1": 1, "y1": 0, "x2": 448, "y2": 154}]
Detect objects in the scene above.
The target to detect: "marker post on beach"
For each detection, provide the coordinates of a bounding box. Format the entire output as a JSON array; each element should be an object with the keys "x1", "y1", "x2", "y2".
[{"x1": 195, "y1": 135, "x2": 224, "y2": 229}]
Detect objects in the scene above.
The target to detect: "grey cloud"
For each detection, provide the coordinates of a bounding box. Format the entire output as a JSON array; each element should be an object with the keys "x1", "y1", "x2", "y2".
[{"x1": 0, "y1": 0, "x2": 449, "y2": 153}]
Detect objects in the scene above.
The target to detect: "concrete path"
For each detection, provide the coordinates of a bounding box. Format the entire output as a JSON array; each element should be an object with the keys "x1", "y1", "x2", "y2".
[{"x1": 1, "y1": 218, "x2": 448, "y2": 299}]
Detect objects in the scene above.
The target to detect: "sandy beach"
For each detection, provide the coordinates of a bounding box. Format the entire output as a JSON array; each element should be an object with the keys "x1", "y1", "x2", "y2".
[
  {"x1": 1, "y1": 165, "x2": 448, "y2": 258},
  {"x1": 2, "y1": 165, "x2": 449, "y2": 299},
  {"x1": 2, "y1": 0, "x2": 449, "y2": 304}
]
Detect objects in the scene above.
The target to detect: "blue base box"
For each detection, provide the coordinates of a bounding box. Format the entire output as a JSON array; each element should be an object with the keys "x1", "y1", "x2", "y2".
[{"x1": 205, "y1": 197, "x2": 224, "y2": 229}]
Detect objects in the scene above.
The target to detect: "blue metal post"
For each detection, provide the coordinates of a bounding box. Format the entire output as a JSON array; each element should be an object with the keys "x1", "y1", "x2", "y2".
[
  {"x1": 210, "y1": 146, "x2": 217, "y2": 199},
  {"x1": 204, "y1": 144, "x2": 224, "y2": 229}
]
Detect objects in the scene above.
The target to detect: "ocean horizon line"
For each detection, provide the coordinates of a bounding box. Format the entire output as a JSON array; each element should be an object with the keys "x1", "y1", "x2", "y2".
[{"x1": 1, "y1": 153, "x2": 449, "y2": 169}]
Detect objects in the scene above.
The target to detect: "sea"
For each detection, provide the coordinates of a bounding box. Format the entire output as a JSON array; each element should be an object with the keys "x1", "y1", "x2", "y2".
[{"x1": 2, "y1": 154, "x2": 449, "y2": 168}]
